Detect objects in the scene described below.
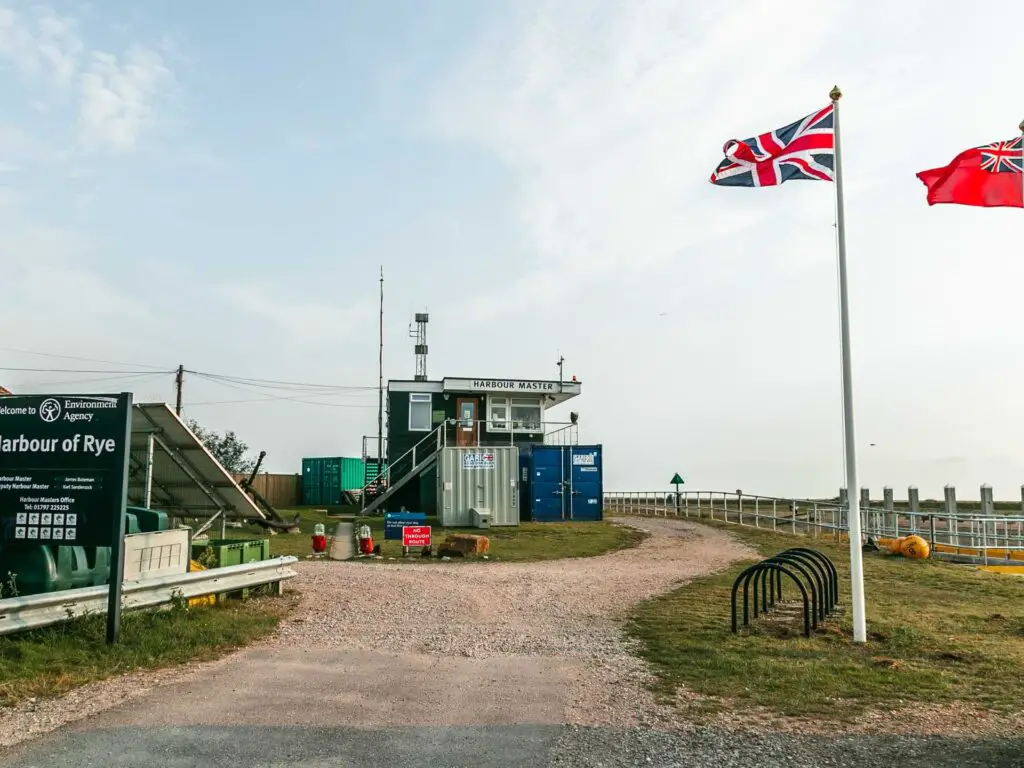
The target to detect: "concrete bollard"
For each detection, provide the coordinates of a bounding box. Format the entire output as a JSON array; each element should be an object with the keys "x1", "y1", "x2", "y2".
[
  {"x1": 329, "y1": 522, "x2": 355, "y2": 560},
  {"x1": 908, "y1": 486, "x2": 920, "y2": 532},
  {"x1": 980, "y1": 484, "x2": 994, "y2": 516},
  {"x1": 944, "y1": 485, "x2": 957, "y2": 515}
]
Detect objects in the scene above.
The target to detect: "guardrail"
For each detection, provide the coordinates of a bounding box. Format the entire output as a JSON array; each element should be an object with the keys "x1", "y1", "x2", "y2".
[
  {"x1": 0, "y1": 556, "x2": 298, "y2": 637},
  {"x1": 604, "y1": 490, "x2": 1024, "y2": 562}
]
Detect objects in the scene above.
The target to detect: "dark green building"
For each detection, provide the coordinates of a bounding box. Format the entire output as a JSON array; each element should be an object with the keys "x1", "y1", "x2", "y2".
[{"x1": 365, "y1": 376, "x2": 582, "y2": 515}]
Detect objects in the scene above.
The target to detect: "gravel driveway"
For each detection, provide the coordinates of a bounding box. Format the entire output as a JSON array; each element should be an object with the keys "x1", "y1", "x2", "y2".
[
  {"x1": 3, "y1": 518, "x2": 1023, "y2": 767},
  {"x1": 0, "y1": 518, "x2": 746, "y2": 749}
]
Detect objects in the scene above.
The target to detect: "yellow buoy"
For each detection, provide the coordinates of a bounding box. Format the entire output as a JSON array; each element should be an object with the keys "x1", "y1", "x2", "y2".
[{"x1": 900, "y1": 534, "x2": 930, "y2": 560}]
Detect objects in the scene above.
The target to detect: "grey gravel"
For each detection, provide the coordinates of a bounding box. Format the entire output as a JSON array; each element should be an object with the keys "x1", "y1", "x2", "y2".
[{"x1": 548, "y1": 726, "x2": 1024, "y2": 768}]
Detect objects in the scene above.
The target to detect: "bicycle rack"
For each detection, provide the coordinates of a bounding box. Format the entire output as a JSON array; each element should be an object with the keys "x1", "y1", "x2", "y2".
[{"x1": 730, "y1": 547, "x2": 839, "y2": 638}]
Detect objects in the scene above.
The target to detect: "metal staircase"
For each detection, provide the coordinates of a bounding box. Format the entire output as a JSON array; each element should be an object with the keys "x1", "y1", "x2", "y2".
[{"x1": 359, "y1": 424, "x2": 445, "y2": 516}]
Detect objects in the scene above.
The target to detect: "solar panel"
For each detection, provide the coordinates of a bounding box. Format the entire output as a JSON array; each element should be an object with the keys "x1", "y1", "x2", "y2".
[{"x1": 127, "y1": 403, "x2": 264, "y2": 520}]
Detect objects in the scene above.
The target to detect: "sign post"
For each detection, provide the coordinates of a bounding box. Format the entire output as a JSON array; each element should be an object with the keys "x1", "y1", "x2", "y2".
[
  {"x1": 0, "y1": 393, "x2": 133, "y2": 644},
  {"x1": 670, "y1": 472, "x2": 684, "y2": 511}
]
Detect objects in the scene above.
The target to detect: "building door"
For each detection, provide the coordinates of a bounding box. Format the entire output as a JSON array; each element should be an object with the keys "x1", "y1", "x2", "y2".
[{"x1": 456, "y1": 398, "x2": 479, "y2": 447}]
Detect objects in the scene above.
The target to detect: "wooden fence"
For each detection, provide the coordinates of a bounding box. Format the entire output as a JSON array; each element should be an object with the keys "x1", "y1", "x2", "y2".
[{"x1": 232, "y1": 473, "x2": 301, "y2": 507}]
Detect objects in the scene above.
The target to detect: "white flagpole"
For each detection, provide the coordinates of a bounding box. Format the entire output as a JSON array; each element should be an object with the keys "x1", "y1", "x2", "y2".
[{"x1": 830, "y1": 85, "x2": 867, "y2": 643}]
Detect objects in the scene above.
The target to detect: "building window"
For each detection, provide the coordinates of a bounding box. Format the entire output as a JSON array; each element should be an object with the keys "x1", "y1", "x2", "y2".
[
  {"x1": 408, "y1": 393, "x2": 432, "y2": 431},
  {"x1": 511, "y1": 397, "x2": 542, "y2": 431},
  {"x1": 488, "y1": 399, "x2": 508, "y2": 430},
  {"x1": 488, "y1": 396, "x2": 541, "y2": 432}
]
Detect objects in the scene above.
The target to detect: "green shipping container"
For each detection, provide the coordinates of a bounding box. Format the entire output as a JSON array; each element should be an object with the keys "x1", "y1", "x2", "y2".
[{"x1": 302, "y1": 457, "x2": 364, "y2": 505}]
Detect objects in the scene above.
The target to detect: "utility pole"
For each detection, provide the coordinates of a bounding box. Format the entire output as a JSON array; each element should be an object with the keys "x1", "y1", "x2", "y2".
[
  {"x1": 376, "y1": 268, "x2": 384, "y2": 480},
  {"x1": 175, "y1": 365, "x2": 184, "y2": 416},
  {"x1": 556, "y1": 354, "x2": 565, "y2": 392}
]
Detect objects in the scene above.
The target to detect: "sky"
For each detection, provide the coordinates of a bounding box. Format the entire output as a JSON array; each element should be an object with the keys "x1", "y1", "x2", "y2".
[{"x1": 1, "y1": 0, "x2": 1022, "y2": 501}]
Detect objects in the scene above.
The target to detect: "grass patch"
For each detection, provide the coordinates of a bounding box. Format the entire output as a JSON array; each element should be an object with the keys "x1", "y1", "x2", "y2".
[
  {"x1": 220, "y1": 507, "x2": 645, "y2": 562},
  {"x1": 626, "y1": 520, "x2": 1024, "y2": 720},
  {"x1": 0, "y1": 593, "x2": 291, "y2": 708}
]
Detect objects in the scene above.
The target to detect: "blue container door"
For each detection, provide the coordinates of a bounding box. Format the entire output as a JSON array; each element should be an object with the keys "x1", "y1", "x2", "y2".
[
  {"x1": 529, "y1": 446, "x2": 566, "y2": 522},
  {"x1": 566, "y1": 446, "x2": 603, "y2": 521}
]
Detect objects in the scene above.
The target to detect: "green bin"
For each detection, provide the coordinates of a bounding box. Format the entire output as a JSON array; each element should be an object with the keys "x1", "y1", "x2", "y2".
[
  {"x1": 190, "y1": 538, "x2": 270, "y2": 568},
  {"x1": 189, "y1": 538, "x2": 271, "y2": 600}
]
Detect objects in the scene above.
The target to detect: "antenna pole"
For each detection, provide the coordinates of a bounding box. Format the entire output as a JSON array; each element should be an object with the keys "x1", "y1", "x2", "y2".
[{"x1": 377, "y1": 268, "x2": 384, "y2": 478}]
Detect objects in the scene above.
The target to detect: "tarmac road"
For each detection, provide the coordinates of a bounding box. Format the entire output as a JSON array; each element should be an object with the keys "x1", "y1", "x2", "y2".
[{"x1": 4, "y1": 724, "x2": 1024, "y2": 767}]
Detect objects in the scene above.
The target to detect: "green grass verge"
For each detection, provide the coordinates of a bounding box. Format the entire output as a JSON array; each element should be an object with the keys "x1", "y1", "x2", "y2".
[
  {"x1": 219, "y1": 506, "x2": 645, "y2": 562},
  {"x1": 0, "y1": 593, "x2": 292, "y2": 708},
  {"x1": 626, "y1": 520, "x2": 1024, "y2": 720}
]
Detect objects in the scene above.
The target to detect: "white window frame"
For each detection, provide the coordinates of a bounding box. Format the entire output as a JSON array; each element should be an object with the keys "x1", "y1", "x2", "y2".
[
  {"x1": 487, "y1": 395, "x2": 542, "y2": 433},
  {"x1": 408, "y1": 393, "x2": 432, "y2": 432},
  {"x1": 488, "y1": 396, "x2": 510, "y2": 431}
]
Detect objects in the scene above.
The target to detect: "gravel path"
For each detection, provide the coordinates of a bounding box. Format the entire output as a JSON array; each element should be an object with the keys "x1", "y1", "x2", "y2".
[
  {"x1": 3, "y1": 518, "x2": 1024, "y2": 766},
  {"x1": 0, "y1": 518, "x2": 751, "y2": 749}
]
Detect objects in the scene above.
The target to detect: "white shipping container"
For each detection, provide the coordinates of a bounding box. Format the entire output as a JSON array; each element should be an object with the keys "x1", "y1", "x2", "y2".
[{"x1": 437, "y1": 446, "x2": 520, "y2": 527}]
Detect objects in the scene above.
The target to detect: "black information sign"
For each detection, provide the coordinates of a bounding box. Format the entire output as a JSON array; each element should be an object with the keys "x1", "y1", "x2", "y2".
[
  {"x1": 0, "y1": 393, "x2": 132, "y2": 643},
  {"x1": 0, "y1": 394, "x2": 132, "y2": 548}
]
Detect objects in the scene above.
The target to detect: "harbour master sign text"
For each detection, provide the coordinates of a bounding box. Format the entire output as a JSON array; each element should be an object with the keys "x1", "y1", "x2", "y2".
[{"x1": 0, "y1": 394, "x2": 132, "y2": 548}]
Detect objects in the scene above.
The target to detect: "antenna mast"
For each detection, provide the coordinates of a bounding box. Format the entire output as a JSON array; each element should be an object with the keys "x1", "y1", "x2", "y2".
[
  {"x1": 376, "y1": 267, "x2": 384, "y2": 474},
  {"x1": 411, "y1": 311, "x2": 429, "y2": 381}
]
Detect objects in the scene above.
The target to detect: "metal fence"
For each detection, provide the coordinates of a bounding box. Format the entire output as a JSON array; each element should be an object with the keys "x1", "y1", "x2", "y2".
[
  {"x1": 603, "y1": 490, "x2": 1024, "y2": 563},
  {"x1": 0, "y1": 556, "x2": 298, "y2": 637}
]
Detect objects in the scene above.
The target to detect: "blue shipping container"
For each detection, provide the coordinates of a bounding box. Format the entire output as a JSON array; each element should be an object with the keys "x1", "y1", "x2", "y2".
[{"x1": 521, "y1": 444, "x2": 603, "y2": 522}]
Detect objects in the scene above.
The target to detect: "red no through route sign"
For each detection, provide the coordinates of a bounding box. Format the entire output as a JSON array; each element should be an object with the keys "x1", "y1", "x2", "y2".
[{"x1": 402, "y1": 525, "x2": 431, "y2": 548}]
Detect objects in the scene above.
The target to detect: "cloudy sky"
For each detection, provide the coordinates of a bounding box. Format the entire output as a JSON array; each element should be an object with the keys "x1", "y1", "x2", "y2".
[{"x1": 1, "y1": 0, "x2": 1021, "y2": 500}]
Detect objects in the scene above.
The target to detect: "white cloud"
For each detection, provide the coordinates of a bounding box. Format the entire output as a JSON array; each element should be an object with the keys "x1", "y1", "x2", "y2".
[
  {"x1": 431, "y1": 0, "x2": 847, "y2": 319},
  {"x1": 0, "y1": 4, "x2": 172, "y2": 153},
  {"x1": 428, "y1": 0, "x2": 1024, "y2": 497},
  {"x1": 214, "y1": 282, "x2": 376, "y2": 346},
  {"x1": 0, "y1": 5, "x2": 82, "y2": 84},
  {"x1": 78, "y1": 45, "x2": 170, "y2": 153}
]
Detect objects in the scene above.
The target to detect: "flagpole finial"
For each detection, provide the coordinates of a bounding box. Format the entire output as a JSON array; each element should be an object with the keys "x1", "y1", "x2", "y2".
[{"x1": 830, "y1": 85, "x2": 842, "y2": 101}]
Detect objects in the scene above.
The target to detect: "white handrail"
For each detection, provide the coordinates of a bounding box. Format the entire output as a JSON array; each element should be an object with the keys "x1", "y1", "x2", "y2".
[{"x1": 602, "y1": 490, "x2": 1024, "y2": 556}]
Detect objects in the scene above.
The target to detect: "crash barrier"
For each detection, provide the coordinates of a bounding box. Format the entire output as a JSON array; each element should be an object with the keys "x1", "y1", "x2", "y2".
[
  {"x1": 0, "y1": 556, "x2": 298, "y2": 637},
  {"x1": 730, "y1": 548, "x2": 838, "y2": 638}
]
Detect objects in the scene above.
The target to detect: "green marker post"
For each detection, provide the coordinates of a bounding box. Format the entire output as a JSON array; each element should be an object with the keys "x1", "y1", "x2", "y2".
[{"x1": 670, "y1": 473, "x2": 684, "y2": 512}]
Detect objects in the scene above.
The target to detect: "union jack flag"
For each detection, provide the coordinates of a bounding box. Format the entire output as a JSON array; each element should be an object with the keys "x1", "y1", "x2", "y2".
[
  {"x1": 979, "y1": 137, "x2": 1022, "y2": 173},
  {"x1": 710, "y1": 104, "x2": 834, "y2": 187}
]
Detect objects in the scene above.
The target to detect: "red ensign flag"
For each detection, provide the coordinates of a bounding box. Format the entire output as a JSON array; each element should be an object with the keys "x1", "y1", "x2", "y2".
[{"x1": 917, "y1": 137, "x2": 1023, "y2": 208}]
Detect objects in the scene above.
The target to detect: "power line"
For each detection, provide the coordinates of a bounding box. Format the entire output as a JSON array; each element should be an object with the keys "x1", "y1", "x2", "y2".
[
  {"x1": 0, "y1": 346, "x2": 169, "y2": 370},
  {"x1": 185, "y1": 369, "x2": 377, "y2": 392},
  {"x1": 12, "y1": 372, "x2": 172, "y2": 388},
  {"x1": 188, "y1": 372, "x2": 377, "y2": 408},
  {"x1": 0, "y1": 366, "x2": 173, "y2": 375}
]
